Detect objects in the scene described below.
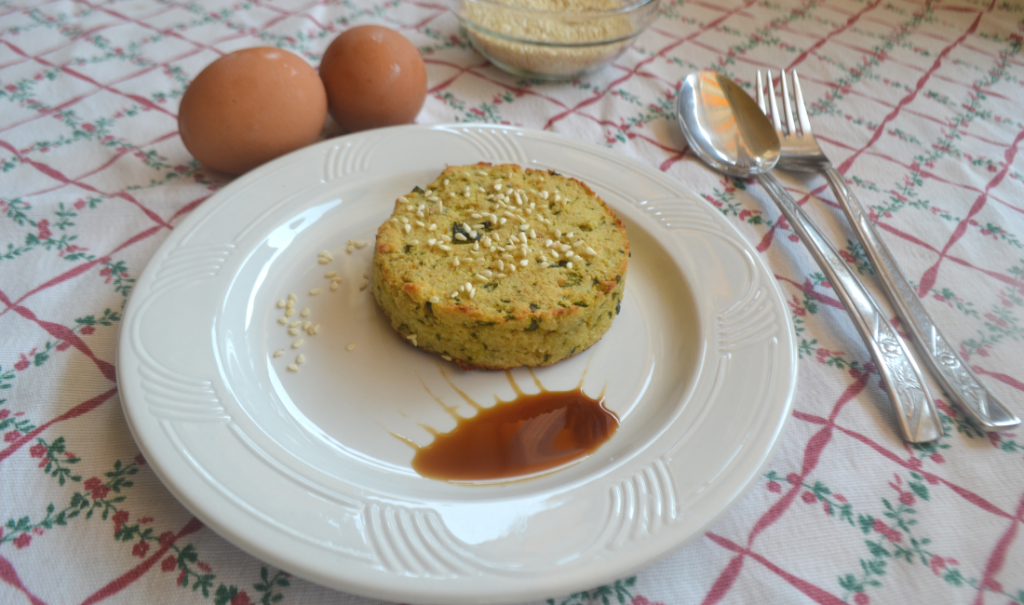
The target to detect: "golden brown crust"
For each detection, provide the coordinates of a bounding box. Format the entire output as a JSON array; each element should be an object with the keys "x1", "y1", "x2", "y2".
[{"x1": 371, "y1": 163, "x2": 628, "y2": 369}]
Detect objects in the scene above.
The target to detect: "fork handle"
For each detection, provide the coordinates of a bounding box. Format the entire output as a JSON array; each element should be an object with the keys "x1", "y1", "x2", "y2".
[
  {"x1": 758, "y1": 173, "x2": 943, "y2": 443},
  {"x1": 823, "y1": 167, "x2": 1020, "y2": 431}
]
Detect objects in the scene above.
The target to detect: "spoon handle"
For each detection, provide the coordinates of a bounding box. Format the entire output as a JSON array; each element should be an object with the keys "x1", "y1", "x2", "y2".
[
  {"x1": 757, "y1": 173, "x2": 943, "y2": 443},
  {"x1": 823, "y1": 167, "x2": 1019, "y2": 431}
]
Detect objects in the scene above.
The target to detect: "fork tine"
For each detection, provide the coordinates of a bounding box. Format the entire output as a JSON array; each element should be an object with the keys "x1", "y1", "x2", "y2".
[
  {"x1": 756, "y1": 71, "x2": 766, "y2": 113},
  {"x1": 780, "y1": 70, "x2": 796, "y2": 136},
  {"x1": 792, "y1": 70, "x2": 812, "y2": 135},
  {"x1": 765, "y1": 70, "x2": 783, "y2": 133}
]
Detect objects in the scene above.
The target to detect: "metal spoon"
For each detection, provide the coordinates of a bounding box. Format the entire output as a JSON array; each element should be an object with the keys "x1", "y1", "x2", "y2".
[{"x1": 677, "y1": 71, "x2": 943, "y2": 443}]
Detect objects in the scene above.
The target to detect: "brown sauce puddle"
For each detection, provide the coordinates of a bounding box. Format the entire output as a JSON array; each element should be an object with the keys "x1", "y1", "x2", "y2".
[{"x1": 402, "y1": 369, "x2": 618, "y2": 482}]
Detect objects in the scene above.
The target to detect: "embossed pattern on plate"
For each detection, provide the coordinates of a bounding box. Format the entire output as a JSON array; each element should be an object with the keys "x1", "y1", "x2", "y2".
[{"x1": 118, "y1": 124, "x2": 797, "y2": 605}]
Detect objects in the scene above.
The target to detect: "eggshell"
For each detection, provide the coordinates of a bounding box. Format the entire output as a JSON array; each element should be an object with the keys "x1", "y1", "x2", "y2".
[
  {"x1": 319, "y1": 25, "x2": 428, "y2": 133},
  {"x1": 178, "y1": 47, "x2": 327, "y2": 175}
]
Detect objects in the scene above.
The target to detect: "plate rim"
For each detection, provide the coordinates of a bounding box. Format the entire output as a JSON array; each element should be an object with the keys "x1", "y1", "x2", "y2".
[{"x1": 117, "y1": 123, "x2": 798, "y2": 604}]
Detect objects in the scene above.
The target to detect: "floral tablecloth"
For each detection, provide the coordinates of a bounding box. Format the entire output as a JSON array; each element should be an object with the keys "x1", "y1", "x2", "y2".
[{"x1": 2, "y1": 0, "x2": 1023, "y2": 603}]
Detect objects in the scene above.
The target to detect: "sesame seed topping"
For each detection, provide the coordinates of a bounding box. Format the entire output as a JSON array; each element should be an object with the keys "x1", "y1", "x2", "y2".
[
  {"x1": 519, "y1": 259, "x2": 529, "y2": 266},
  {"x1": 494, "y1": 183, "x2": 502, "y2": 191},
  {"x1": 454, "y1": 232, "x2": 467, "y2": 241},
  {"x1": 584, "y1": 247, "x2": 596, "y2": 256},
  {"x1": 409, "y1": 239, "x2": 419, "y2": 245},
  {"x1": 442, "y1": 355, "x2": 452, "y2": 361},
  {"x1": 403, "y1": 224, "x2": 411, "y2": 233},
  {"x1": 415, "y1": 220, "x2": 425, "y2": 227},
  {"x1": 428, "y1": 224, "x2": 437, "y2": 231},
  {"x1": 439, "y1": 244, "x2": 452, "y2": 252},
  {"x1": 428, "y1": 296, "x2": 440, "y2": 304}
]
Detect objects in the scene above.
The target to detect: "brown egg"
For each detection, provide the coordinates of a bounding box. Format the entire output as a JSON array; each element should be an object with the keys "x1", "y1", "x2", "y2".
[
  {"x1": 319, "y1": 25, "x2": 428, "y2": 133},
  {"x1": 178, "y1": 47, "x2": 328, "y2": 175}
]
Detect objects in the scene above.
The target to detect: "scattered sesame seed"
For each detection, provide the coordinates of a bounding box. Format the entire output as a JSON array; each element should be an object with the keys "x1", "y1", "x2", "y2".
[
  {"x1": 313, "y1": 324, "x2": 320, "y2": 334},
  {"x1": 290, "y1": 320, "x2": 302, "y2": 327},
  {"x1": 325, "y1": 271, "x2": 337, "y2": 278},
  {"x1": 309, "y1": 288, "x2": 321, "y2": 296},
  {"x1": 346, "y1": 343, "x2": 357, "y2": 351},
  {"x1": 276, "y1": 299, "x2": 286, "y2": 308},
  {"x1": 296, "y1": 354, "x2": 306, "y2": 365},
  {"x1": 301, "y1": 307, "x2": 310, "y2": 316},
  {"x1": 292, "y1": 338, "x2": 305, "y2": 349},
  {"x1": 289, "y1": 327, "x2": 300, "y2": 336},
  {"x1": 285, "y1": 308, "x2": 295, "y2": 317},
  {"x1": 287, "y1": 364, "x2": 299, "y2": 372},
  {"x1": 359, "y1": 282, "x2": 367, "y2": 291},
  {"x1": 273, "y1": 349, "x2": 284, "y2": 358},
  {"x1": 330, "y1": 282, "x2": 340, "y2": 291},
  {"x1": 288, "y1": 293, "x2": 297, "y2": 301},
  {"x1": 277, "y1": 317, "x2": 288, "y2": 325},
  {"x1": 442, "y1": 355, "x2": 452, "y2": 361}
]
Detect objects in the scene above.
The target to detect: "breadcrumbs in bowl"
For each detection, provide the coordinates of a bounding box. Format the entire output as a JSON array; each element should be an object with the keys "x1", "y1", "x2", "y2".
[{"x1": 450, "y1": 0, "x2": 660, "y2": 80}]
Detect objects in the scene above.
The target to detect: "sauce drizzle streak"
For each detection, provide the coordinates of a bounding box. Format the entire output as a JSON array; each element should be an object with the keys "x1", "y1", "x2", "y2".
[{"x1": 409, "y1": 369, "x2": 618, "y2": 482}]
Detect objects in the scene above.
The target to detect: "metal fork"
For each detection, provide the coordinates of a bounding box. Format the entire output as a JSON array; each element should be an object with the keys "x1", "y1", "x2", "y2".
[{"x1": 757, "y1": 69, "x2": 1020, "y2": 432}]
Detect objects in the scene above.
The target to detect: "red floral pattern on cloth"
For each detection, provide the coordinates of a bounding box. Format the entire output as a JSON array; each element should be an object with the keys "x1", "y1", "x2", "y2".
[{"x1": 1, "y1": 0, "x2": 1022, "y2": 603}]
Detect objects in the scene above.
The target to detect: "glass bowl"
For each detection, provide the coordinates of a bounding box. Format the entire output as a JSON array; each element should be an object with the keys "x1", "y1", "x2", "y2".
[{"x1": 450, "y1": 0, "x2": 660, "y2": 81}]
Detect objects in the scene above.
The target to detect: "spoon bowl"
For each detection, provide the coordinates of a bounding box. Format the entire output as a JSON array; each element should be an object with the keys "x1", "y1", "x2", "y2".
[{"x1": 676, "y1": 71, "x2": 780, "y2": 178}]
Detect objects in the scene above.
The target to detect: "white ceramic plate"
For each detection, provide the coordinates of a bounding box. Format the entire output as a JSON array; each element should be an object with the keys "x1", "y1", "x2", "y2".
[{"x1": 118, "y1": 124, "x2": 796, "y2": 604}]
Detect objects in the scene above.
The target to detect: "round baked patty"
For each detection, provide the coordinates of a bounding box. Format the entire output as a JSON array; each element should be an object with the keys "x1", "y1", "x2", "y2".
[{"x1": 371, "y1": 163, "x2": 628, "y2": 369}]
